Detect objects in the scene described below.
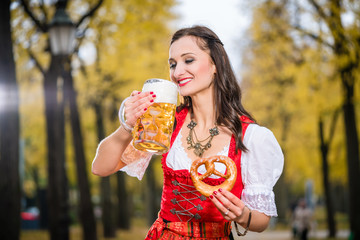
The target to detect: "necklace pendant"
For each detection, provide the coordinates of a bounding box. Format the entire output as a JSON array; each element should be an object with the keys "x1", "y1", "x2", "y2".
[
  {"x1": 187, "y1": 120, "x2": 197, "y2": 130},
  {"x1": 194, "y1": 148, "x2": 203, "y2": 157},
  {"x1": 209, "y1": 127, "x2": 219, "y2": 136}
]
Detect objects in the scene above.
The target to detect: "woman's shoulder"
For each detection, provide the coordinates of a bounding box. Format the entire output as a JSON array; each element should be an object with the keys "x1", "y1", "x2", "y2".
[
  {"x1": 241, "y1": 123, "x2": 284, "y2": 187},
  {"x1": 243, "y1": 123, "x2": 283, "y2": 162},
  {"x1": 245, "y1": 123, "x2": 278, "y2": 142}
]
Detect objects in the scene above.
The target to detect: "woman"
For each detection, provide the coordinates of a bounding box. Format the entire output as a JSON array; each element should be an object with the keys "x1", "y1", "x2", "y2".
[
  {"x1": 92, "y1": 25, "x2": 284, "y2": 239},
  {"x1": 293, "y1": 199, "x2": 313, "y2": 240}
]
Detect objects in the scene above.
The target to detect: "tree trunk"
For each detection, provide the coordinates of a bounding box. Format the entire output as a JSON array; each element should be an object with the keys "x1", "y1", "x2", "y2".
[
  {"x1": 273, "y1": 114, "x2": 290, "y2": 223},
  {"x1": 318, "y1": 117, "x2": 336, "y2": 237},
  {"x1": 62, "y1": 66, "x2": 98, "y2": 240},
  {"x1": 0, "y1": 1, "x2": 21, "y2": 239},
  {"x1": 342, "y1": 84, "x2": 360, "y2": 239},
  {"x1": 44, "y1": 55, "x2": 70, "y2": 240},
  {"x1": 327, "y1": 1, "x2": 360, "y2": 237},
  {"x1": 93, "y1": 103, "x2": 116, "y2": 237},
  {"x1": 100, "y1": 176, "x2": 116, "y2": 237},
  {"x1": 116, "y1": 172, "x2": 130, "y2": 230},
  {"x1": 145, "y1": 160, "x2": 159, "y2": 226},
  {"x1": 273, "y1": 174, "x2": 287, "y2": 223}
]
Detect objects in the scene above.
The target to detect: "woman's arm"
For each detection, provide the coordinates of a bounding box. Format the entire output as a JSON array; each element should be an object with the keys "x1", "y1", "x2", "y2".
[
  {"x1": 92, "y1": 126, "x2": 132, "y2": 177},
  {"x1": 92, "y1": 91, "x2": 156, "y2": 177}
]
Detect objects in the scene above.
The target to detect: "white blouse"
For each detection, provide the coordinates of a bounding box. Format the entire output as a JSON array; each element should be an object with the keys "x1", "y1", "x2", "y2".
[
  {"x1": 120, "y1": 124, "x2": 284, "y2": 217},
  {"x1": 166, "y1": 124, "x2": 284, "y2": 217}
]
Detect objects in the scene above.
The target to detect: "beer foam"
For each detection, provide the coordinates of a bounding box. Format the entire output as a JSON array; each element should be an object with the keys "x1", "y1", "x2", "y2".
[{"x1": 142, "y1": 79, "x2": 178, "y2": 105}]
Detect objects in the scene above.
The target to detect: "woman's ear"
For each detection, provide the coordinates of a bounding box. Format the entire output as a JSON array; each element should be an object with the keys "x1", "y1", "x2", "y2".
[{"x1": 212, "y1": 64, "x2": 217, "y2": 75}]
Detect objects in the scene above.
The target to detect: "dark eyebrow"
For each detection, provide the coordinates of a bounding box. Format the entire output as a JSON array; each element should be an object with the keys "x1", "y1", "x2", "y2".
[{"x1": 168, "y1": 52, "x2": 196, "y2": 62}]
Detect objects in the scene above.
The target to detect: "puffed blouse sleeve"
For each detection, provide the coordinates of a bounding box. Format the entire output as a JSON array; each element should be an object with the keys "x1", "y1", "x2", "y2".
[{"x1": 240, "y1": 124, "x2": 284, "y2": 217}]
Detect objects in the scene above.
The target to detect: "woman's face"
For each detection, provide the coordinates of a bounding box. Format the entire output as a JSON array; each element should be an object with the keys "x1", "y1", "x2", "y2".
[{"x1": 169, "y1": 36, "x2": 216, "y2": 97}]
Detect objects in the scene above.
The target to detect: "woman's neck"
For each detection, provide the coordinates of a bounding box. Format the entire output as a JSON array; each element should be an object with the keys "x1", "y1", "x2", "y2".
[{"x1": 190, "y1": 93, "x2": 216, "y2": 129}]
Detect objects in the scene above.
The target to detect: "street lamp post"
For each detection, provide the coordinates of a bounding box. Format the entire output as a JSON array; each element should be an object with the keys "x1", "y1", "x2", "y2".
[
  {"x1": 46, "y1": 2, "x2": 75, "y2": 239},
  {"x1": 48, "y1": 0, "x2": 75, "y2": 56}
]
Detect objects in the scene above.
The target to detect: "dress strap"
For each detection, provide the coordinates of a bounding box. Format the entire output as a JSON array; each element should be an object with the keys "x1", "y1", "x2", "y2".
[
  {"x1": 161, "y1": 107, "x2": 188, "y2": 163},
  {"x1": 228, "y1": 115, "x2": 253, "y2": 197},
  {"x1": 171, "y1": 107, "x2": 189, "y2": 148}
]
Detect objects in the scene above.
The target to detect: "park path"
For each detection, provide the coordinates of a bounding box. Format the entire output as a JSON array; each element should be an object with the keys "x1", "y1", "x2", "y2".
[{"x1": 243, "y1": 229, "x2": 350, "y2": 240}]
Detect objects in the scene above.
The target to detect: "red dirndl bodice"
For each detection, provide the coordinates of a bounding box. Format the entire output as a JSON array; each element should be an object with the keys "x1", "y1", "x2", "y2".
[{"x1": 158, "y1": 107, "x2": 252, "y2": 222}]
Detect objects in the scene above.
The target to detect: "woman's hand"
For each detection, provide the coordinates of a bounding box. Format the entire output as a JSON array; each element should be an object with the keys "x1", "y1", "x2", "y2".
[
  {"x1": 123, "y1": 90, "x2": 157, "y2": 128},
  {"x1": 209, "y1": 188, "x2": 270, "y2": 232},
  {"x1": 209, "y1": 188, "x2": 249, "y2": 224}
]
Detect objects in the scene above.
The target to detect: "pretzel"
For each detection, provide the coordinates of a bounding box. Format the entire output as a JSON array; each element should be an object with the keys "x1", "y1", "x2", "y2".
[{"x1": 190, "y1": 155, "x2": 237, "y2": 197}]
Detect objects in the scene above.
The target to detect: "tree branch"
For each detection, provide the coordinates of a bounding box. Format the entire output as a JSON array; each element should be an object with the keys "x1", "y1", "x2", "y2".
[
  {"x1": 75, "y1": 0, "x2": 104, "y2": 28},
  {"x1": 39, "y1": 0, "x2": 48, "y2": 22},
  {"x1": 27, "y1": 49, "x2": 45, "y2": 75},
  {"x1": 327, "y1": 107, "x2": 341, "y2": 146},
  {"x1": 308, "y1": 0, "x2": 328, "y2": 20},
  {"x1": 294, "y1": 25, "x2": 335, "y2": 50},
  {"x1": 73, "y1": 34, "x2": 85, "y2": 55},
  {"x1": 74, "y1": 52, "x2": 88, "y2": 78},
  {"x1": 20, "y1": 0, "x2": 48, "y2": 32},
  {"x1": 356, "y1": 36, "x2": 360, "y2": 67}
]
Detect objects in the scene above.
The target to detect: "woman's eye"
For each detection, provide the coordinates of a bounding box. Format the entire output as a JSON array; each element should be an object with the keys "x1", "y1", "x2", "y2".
[
  {"x1": 185, "y1": 59, "x2": 194, "y2": 64},
  {"x1": 169, "y1": 63, "x2": 176, "y2": 69}
]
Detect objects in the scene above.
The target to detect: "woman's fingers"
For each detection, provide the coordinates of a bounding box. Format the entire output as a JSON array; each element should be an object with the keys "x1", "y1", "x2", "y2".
[
  {"x1": 128, "y1": 91, "x2": 156, "y2": 104},
  {"x1": 209, "y1": 191, "x2": 232, "y2": 220},
  {"x1": 123, "y1": 91, "x2": 156, "y2": 127},
  {"x1": 209, "y1": 188, "x2": 246, "y2": 221},
  {"x1": 130, "y1": 90, "x2": 141, "y2": 97}
]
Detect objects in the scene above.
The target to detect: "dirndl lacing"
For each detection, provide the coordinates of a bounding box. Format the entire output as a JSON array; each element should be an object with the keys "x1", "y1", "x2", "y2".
[{"x1": 169, "y1": 180, "x2": 207, "y2": 222}]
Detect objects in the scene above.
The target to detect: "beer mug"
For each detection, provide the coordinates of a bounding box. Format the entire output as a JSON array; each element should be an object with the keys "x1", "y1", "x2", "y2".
[{"x1": 119, "y1": 79, "x2": 178, "y2": 154}]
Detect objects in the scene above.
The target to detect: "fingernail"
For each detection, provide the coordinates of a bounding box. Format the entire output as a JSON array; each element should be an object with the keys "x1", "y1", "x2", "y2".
[
  {"x1": 213, "y1": 191, "x2": 217, "y2": 195},
  {"x1": 150, "y1": 99, "x2": 154, "y2": 103},
  {"x1": 138, "y1": 91, "x2": 141, "y2": 94},
  {"x1": 152, "y1": 94, "x2": 156, "y2": 98},
  {"x1": 144, "y1": 108, "x2": 147, "y2": 111},
  {"x1": 209, "y1": 195, "x2": 214, "y2": 199},
  {"x1": 218, "y1": 188, "x2": 222, "y2": 192},
  {"x1": 150, "y1": 91, "x2": 154, "y2": 94}
]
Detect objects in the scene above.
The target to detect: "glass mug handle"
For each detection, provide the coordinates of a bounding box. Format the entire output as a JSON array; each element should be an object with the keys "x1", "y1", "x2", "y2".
[{"x1": 118, "y1": 97, "x2": 134, "y2": 133}]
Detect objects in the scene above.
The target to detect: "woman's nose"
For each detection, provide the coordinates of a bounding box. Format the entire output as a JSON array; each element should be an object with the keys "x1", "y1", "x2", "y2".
[{"x1": 173, "y1": 63, "x2": 185, "y2": 79}]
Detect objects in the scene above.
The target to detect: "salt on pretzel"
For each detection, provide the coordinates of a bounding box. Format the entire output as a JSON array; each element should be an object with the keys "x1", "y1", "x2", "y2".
[{"x1": 190, "y1": 155, "x2": 237, "y2": 197}]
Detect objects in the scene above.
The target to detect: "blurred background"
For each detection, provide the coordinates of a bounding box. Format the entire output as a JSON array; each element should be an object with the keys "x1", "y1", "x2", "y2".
[{"x1": 1, "y1": 0, "x2": 359, "y2": 239}]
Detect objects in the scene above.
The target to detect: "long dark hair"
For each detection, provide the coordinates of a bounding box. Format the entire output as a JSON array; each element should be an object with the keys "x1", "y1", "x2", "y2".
[{"x1": 170, "y1": 25, "x2": 255, "y2": 152}]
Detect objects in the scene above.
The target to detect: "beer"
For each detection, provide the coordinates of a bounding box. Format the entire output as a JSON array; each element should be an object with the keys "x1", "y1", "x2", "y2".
[
  {"x1": 117, "y1": 78, "x2": 178, "y2": 154},
  {"x1": 132, "y1": 102, "x2": 176, "y2": 153}
]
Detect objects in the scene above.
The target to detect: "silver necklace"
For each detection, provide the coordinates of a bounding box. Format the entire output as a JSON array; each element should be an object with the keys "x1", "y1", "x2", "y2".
[{"x1": 186, "y1": 119, "x2": 219, "y2": 157}]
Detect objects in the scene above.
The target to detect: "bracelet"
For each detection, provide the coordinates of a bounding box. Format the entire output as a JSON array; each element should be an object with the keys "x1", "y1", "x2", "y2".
[
  {"x1": 121, "y1": 121, "x2": 133, "y2": 134},
  {"x1": 118, "y1": 97, "x2": 134, "y2": 134},
  {"x1": 234, "y1": 207, "x2": 252, "y2": 236}
]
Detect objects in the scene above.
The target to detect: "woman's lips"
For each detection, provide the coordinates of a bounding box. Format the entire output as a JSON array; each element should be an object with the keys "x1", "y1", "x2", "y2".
[{"x1": 178, "y1": 77, "x2": 192, "y2": 87}]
